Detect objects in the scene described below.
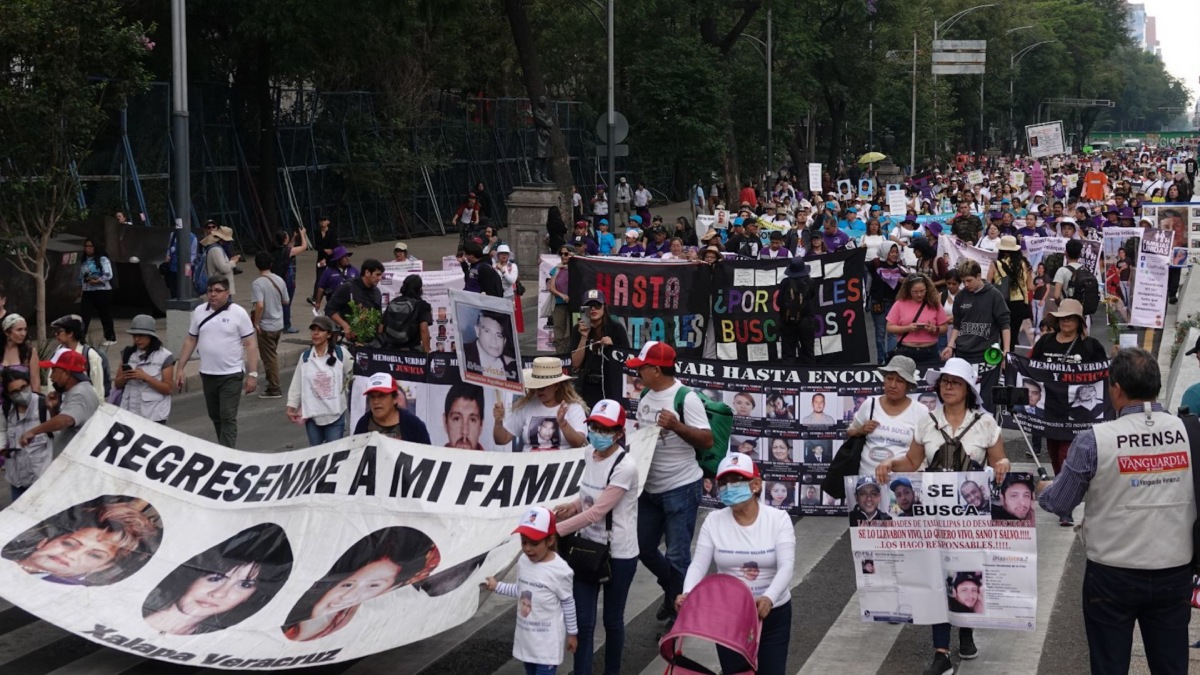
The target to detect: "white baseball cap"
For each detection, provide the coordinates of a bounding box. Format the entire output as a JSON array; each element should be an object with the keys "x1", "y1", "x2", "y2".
[
  {"x1": 512, "y1": 506, "x2": 557, "y2": 541},
  {"x1": 716, "y1": 453, "x2": 759, "y2": 480},
  {"x1": 363, "y1": 373, "x2": 398, "y2": 395}
]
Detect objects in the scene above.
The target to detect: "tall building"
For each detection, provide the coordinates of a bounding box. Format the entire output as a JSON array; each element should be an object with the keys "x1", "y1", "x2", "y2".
[
  {"x1": 1126, "y1": 2, "x2": 1147, "y2": 49},
  {"x1": 1144, "y1": 16, "x2": 1160, "y2": 55}
]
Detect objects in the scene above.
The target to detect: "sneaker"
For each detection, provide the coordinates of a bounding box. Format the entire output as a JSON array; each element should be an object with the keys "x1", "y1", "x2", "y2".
[
  {"x1": 923, "y1": 651, "x2": 954, "y2": 675},
  {"x1": 259, "y1": 392, "x2": 282, "y2": 400},
  {"x1": 1059, "y1": 516, "x2": 1074, "y2": 527},
  {"x1": 306, "y1": 297, "x2": 316, "y2": 307},
  {"x1": 284, "y1": 327, "x2": 299, "y2": 334},
  {"x1": 101, "y1": 340, "x2": 117, "y2": 347},
  {"x1": 959, "y1": 631, "x2": 978, "y2": 660}
]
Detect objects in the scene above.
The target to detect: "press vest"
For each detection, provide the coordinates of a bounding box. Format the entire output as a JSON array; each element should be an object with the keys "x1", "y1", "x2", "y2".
[
  {"x1": 1085, "y1": 407, "x2": 1195, "y2": 569},
  {"x1": 118, "y1": 348, "x2": 173, "y2": 422}
]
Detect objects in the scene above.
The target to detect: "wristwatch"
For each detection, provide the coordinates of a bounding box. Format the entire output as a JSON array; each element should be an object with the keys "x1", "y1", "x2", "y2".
[{"x1": 248, "y1": 371, "x2": 258, "y2": 377}]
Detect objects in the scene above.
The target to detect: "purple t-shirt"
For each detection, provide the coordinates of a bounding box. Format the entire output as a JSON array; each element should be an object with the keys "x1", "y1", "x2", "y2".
[{"x1": 822, "y1": 229, "x2": 851, "y2": 251}]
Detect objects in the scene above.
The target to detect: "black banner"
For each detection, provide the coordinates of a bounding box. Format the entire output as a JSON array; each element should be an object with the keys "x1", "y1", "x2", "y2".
[
  {"x1": 712, "y1": 258, "x2": 787, "y2": 361},
  {"x1": 1000, "y1": 354, "x2": 1111, "y2": 441},
  {"x1": 568, "y1": 257, "x2": 711, "y2": 358},
  {"x1": 804, "y1": 247, "x2": 869, "y2": 365},
  {"x1": 608, "y1": 347, "x2": 933, "y2": 517}
]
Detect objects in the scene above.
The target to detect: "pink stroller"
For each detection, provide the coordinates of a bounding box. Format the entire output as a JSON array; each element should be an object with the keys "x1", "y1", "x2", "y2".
[{"x1": 659, "y1": 574, "x2": 762, "y2": 674}]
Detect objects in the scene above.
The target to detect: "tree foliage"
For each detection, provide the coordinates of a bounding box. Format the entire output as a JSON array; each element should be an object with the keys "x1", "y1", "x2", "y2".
[{"x1": 0, "y1": 0, "x2": 152, "y2": 342}]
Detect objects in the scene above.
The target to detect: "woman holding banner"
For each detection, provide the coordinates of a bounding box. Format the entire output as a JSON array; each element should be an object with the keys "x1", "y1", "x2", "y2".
[
  {"x1": 875, "y1": 358, "x2": 1009, "y2": 673},
  {"x1": 1030, "y1": 298, "x2": 1106, "y2": 525},
  {"x1": 847, "y1": 355, "x2": 927, "y2": 478},
  {"x1": 554, "y1": 400, "x2": 638, "y2": 675},
  {"x1": 569, "y1": 290, "x2": 629, "y2": 408},
  {"x1": 868, "y1": 242, "x2": 907, "y2": 365}
]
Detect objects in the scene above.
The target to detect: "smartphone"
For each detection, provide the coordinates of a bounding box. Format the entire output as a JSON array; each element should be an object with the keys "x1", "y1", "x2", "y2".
[
  {"x1": 122, "y1": 365, "x2": 133, "y2": 372},
  {"x1": 581, "y1": 312, "x2": 592, "y2": 329}
]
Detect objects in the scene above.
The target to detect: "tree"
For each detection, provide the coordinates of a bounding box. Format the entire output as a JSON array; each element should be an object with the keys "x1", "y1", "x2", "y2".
[{"x1": 0, "y1": 0, "x2": 152, "y2": 344}]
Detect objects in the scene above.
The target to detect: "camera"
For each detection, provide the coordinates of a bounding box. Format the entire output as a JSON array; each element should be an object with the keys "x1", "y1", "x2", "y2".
[{"x1": 991, "y1": 386, "x2": 1030, "y2": 407}]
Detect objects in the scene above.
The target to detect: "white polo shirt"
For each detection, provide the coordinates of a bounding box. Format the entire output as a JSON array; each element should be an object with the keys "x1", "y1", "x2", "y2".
[{"x1": 188, "y1": 301, "x2": 255, "y2": 376}]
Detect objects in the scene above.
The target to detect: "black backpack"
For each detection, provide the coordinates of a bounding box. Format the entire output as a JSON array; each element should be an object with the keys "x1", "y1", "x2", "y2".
[
  {"x1": 84, "y1": 345, "x2": 112, "y2": 397},
  {"x1": 381, "y1": 296, "x2": 420, "y2": 348},
  {"x1": 1067, "y1": 264, "x2": 1101, "y2": 315}
]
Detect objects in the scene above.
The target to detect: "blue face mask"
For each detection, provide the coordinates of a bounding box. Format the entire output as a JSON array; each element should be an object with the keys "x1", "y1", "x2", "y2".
[
  {"x1": 719, "y1": 482, "x2": 754, "y2": 507},
  {"x1": 588, "y1": 431, "x2": 617, "y2": 452}
]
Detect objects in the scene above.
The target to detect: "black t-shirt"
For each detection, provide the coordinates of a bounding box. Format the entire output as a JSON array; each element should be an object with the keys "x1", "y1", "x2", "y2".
[{"x1": 1030, "y1": 333, "x2": 1107, "y2": 363}]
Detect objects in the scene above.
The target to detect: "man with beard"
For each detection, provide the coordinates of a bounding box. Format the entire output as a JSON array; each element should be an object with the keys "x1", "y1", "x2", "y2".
[
  {"x1": 848, "y1": 476, "x2": 892, "y2": 525},
  {"x1": 890, "y1": 477, "x2": 920, "y2": 516},
  {"x1": 950, "y1": 201, "x2": 983, "y2": 243},
  {"x1": 444, "y1": 382, "x2": 486, "y2": 450},
  {"x1": 992, "y1": 474, "x2": 1035, "y2": 523},
  {"x1": 959, "y1": 479, "x2": 989, "y2": 513},
  {"x1": 354, "y1": 374, "x2": 430, "y2": 442}
]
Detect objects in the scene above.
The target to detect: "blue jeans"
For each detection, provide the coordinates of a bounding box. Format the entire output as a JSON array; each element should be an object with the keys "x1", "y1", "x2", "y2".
[
  {"x1": 524, "y1": 664, "x2": 556, "y2": 675},
  {"x1": 932, "y1": 624, "x2": 972, "y2": 651},
  {"x1": 1082, "y1": 560, "x2": 1191, "y2": 675},
  {"x1": 305, "y1": 413, "x2": 346, "y2": 446},
  {"x1": 573, "y1": 557, "x2": 638, "y2": 675},
  {"x1": 637, "y1": 478, "x2": 702, "y2": 617},
  {"x1": 11, "y1": 485, "x2": 27, "y2": 503},
  {"x1": 871, "y1": 300, "x2": 894, "y2": 365},
  {"x1": 717, "y1": 601, "x2": 792, "y2": 675}
]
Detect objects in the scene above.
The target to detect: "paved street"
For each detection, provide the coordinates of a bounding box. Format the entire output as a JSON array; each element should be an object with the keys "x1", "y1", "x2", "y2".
[{"x1": 0, "y1": 202, "x2": 1197, "y2": 674}]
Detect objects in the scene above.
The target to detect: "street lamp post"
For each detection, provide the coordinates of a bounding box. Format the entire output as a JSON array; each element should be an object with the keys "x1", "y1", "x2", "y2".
[
  {"x1": 170, "y1": 0, "x2": 191, "y2": 303},
  {"x1": 1010, "y1": 39, "x2": 1055, "y2": 151},
  {"x1": 741, "y1": 9, "x2": 773, "y2": 181}
]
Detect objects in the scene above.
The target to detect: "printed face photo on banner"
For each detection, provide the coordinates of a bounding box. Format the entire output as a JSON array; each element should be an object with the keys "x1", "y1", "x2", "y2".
[
  {"x1": 765, "y1": 390, "x2": 796, "y2": 420},
  {"x1": 803, "y1": 439, "x2": 840, "y2": 465},
  {"x1": 946, "y1": 571, "x2": 986, "y2": 615},
  {"x1": 141, "y1": 523, "x2": 293, "y2": 636},
  {"x1": 1, "y1": 495, "x2": 162, "y2": 587},
  {"x1": 888, "y1": 477, "x2": 921, "y2": 516},
  {"x1": 1067, "y1": 382, "x2": 1105, "y2": 422},
  {"x1": 730, "y1": 391, "x2": 762, "y2": 417},
  {"x1": 282, "y1": 526, "x2": 440, "y2": 642},
  {"x1": 1157, "y1": 207, "x2": 1187, "y2": 250},
  {"x1": 453, "y1": 293, "x2": 521, "y2": 392},
  {"x1": 761, "y1": 437, "x2": 798, "y2": 463},
  {"x1": 730, "y1": 435, "x2": 760, "y2": 456},
  {"x1": 799, "y1": 391, "x2": 840, "y2": 426},
  {"x1": 762, "y1": 480, "x2": 797, "y2": 509}
]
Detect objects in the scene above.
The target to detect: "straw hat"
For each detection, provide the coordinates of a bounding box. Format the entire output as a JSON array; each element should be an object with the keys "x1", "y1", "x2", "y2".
[
  {"x1": 522, "y1": 356, "x2": 575, "y2": 389},
  {"x1": 997, "y1": 235, "x2": 1020, "y2": 252}
]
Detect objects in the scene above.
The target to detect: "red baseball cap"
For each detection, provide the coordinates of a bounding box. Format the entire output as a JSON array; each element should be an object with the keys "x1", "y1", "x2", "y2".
[
  {"x1": 716, "y1": 453, "x2": 760, "y2": 480},
  {"x1": 625, "y1": 341, "x2": 676, "y2": 369},
  {"x1": 513, "y1": 506, "x2": 557, "y2": 541},
  {"x1": 587, "y1": 399, "x2": 626, "y2": 428},
  {"x1": 362, "y1": 373, "x2": 398, "y2": 395},
  {"x1": 40, "y1": 349, "x2": 89, "y2": 377}
]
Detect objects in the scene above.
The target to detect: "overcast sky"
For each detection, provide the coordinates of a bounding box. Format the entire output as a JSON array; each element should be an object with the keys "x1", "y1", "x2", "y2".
[{"x1": 1139, "y1": 0, "x2": 1199, "y2": 107}]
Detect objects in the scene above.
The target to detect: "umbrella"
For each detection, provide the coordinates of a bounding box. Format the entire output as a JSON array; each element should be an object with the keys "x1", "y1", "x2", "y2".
[{"x1": 857, "y1": 152, "x2": 886, "y2": 164}]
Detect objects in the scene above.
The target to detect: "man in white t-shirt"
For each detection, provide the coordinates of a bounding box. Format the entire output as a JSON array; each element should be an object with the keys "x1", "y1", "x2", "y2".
[
  {"x1": 626, "y1": 341, "x2": 713, "y2": 626},
  {"x1": 175, "y1": 275, "x2": 260, "y2": 448}
]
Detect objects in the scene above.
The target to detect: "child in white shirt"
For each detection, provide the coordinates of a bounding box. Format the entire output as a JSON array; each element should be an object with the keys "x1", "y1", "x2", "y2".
[{"x1": 485, "y1": 506, "x2": 579, "y2": 674}]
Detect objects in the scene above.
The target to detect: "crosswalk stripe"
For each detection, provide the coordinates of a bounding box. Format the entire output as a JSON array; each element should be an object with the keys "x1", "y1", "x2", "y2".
[
  {"x1": 0, "y1": 619, "x2": 73, "y2": 664},
  {"x1": 47, "y1": 648, "x2": 149, "y2": 675},
  {"x1": 797, "y1": 592, "x2": 905, "y2": 674}
]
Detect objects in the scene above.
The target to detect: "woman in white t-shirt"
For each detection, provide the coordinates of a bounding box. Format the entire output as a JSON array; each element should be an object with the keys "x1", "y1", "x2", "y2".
[
  {"x1": 493, "y1": 357, "x2": 588, "y2": 451},
  {"x1": 678, "y1": 454, "x2": 795, "y2": 675},
  {"x1": 874, "y1": 357, "x2": 1009, "y2": 673},
  {"x1": 847, "y1": 355, "x2": 930, "y2": 477},
  {"x1": 554, "y1": 400, "x2": 639, "y2": 675}
]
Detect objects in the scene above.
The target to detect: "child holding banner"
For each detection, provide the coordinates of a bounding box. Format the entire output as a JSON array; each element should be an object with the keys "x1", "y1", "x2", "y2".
[{"x1": 485, "y1": 507, "x2": 578, "y2": 675}]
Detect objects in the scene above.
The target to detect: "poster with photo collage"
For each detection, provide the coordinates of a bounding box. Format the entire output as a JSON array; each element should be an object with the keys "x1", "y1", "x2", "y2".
[{"x1": 607, "y1": 348, "x2": 933, "y2": 517}]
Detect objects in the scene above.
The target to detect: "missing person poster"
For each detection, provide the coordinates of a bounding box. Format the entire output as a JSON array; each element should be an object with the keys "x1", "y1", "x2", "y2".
[
  {"x1": 938, "y1": 235, "x2": 997, "y2": 280},
  {"x1": 1128, "y1": 228, "x2": 1172, "y2": 329},
  {"x1": 999, "y1": 354, "x2": 1110, "y2": 441},
  {"x1": 846, "y1": 471, "x2": 1038, "y2": 630},
  {"x1": 0, "y1": 405, "x2": 658, "y2": 668},
  {"x1": 450, "y1": 290, "x2": 523, "y2": 394},
  {"x1": 1025, "y1": 121, "x2": 1066, "y2": 159},
  {"x1": 377, "y1": 268, "x2": 464, "y2": 354},
  {"x1": 605, "y1": 346, "x2": 933, "y2": 516}
]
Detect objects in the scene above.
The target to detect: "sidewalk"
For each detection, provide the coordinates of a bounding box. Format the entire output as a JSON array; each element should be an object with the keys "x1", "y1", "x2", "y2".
[{"x1": 99, "y1": 199, "x2": 694, "y2": 392}]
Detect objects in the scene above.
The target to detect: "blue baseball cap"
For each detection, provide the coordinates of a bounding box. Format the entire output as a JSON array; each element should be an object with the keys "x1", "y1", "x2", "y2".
[
  {"x1": 847, "y1": 207, "x2": 858, "y2": 213},
  {"x1": 870, "y1": 205, "x2": 882, "y2": 211},
  {"x1": 1001, "y1": 198, "x2": 1011, "y2": 204},
  {"x1": 598, "y1": 218, "x2": 608, "y2": 226},
  {"x1": 825, "y1": 201, "x2": 838, "y2": 210},
  {"x1": 733, "y1": 217, "x2": 745, "y2": 227},
  {"x1": 629, "y1": 215, "x2": 642, "y2": 224}
]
